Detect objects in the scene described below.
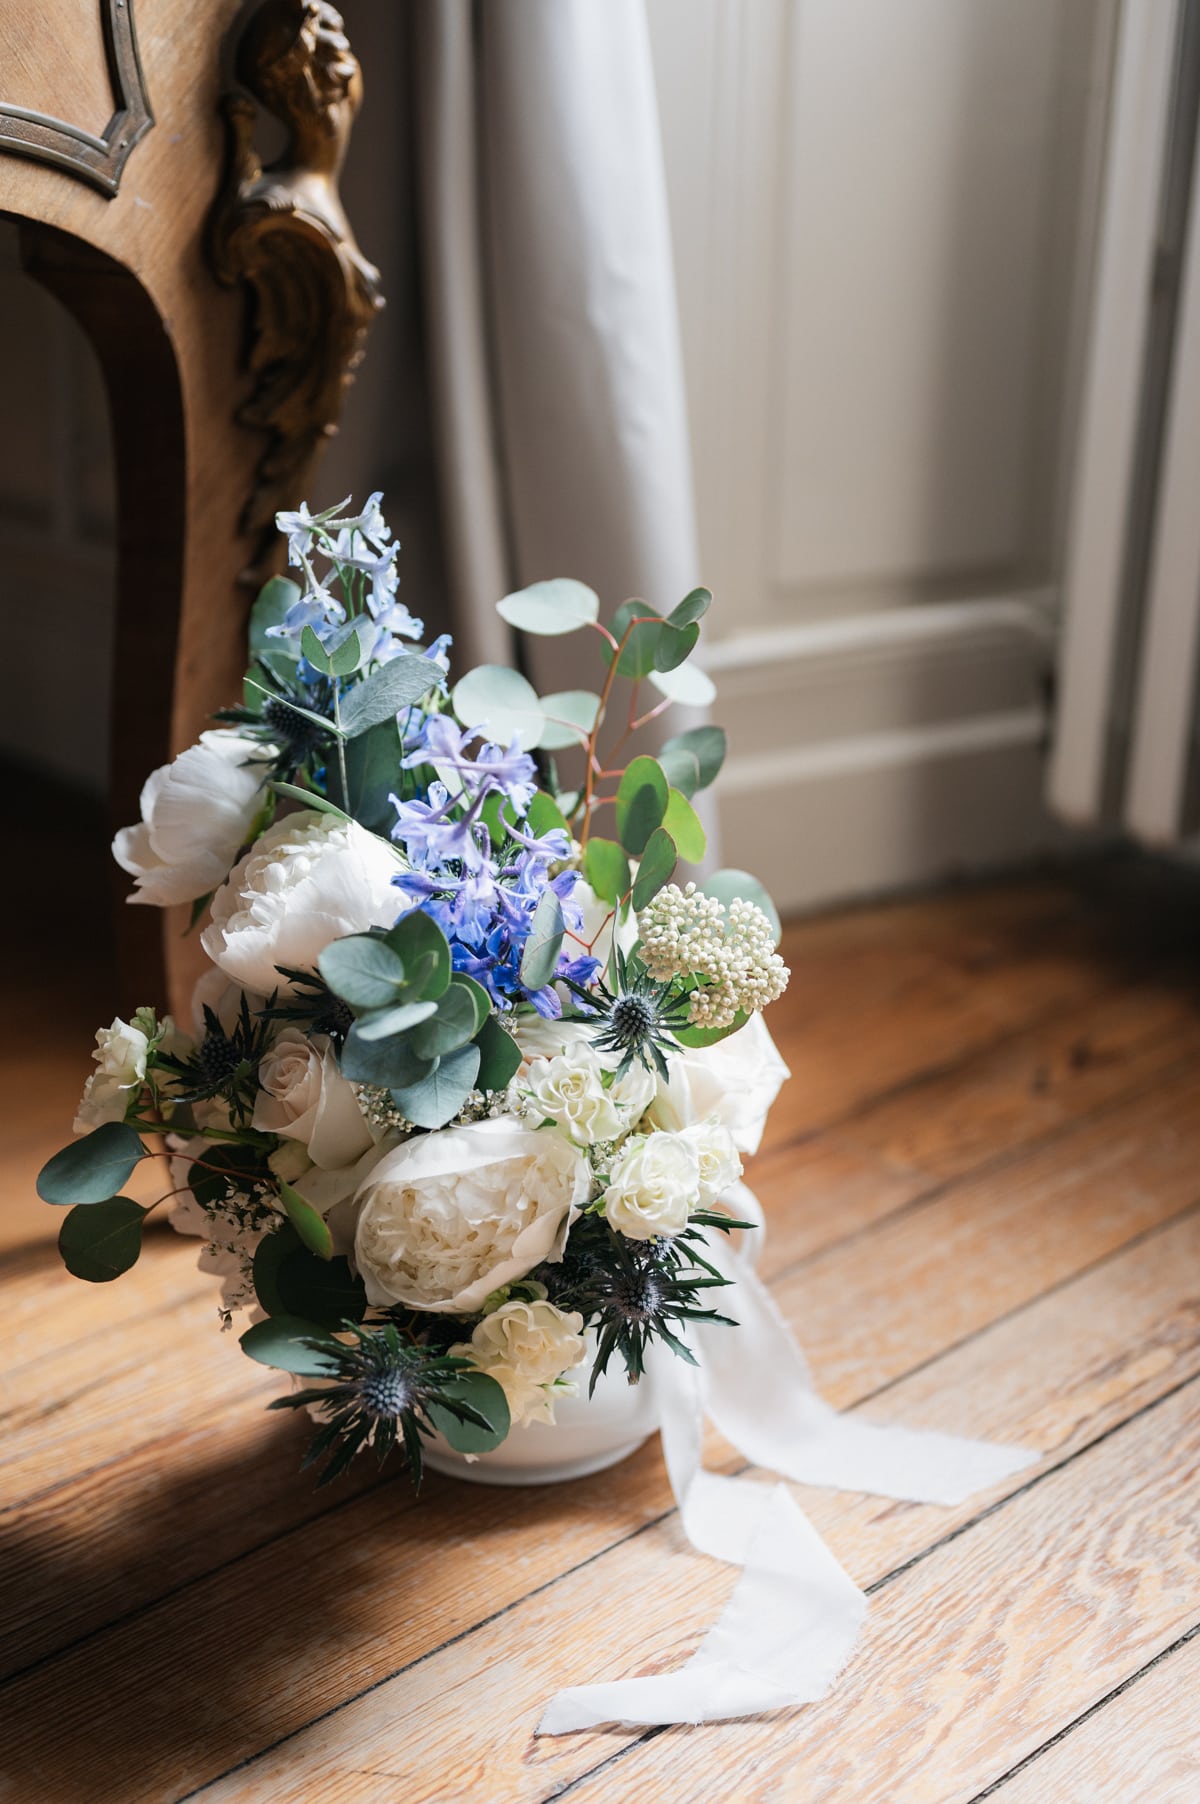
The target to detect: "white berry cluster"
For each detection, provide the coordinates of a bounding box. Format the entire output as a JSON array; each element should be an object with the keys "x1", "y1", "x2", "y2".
[{"x1": 638, "y1": 882, "x2": 789, "y2": 1030}]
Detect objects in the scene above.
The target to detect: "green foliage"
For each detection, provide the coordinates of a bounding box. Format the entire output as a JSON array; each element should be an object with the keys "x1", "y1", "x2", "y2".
[
  {"x1": 668, "y1": 587, "x2": 712, "y2": 628},
  {"x1": 603, "y1": 599, "x2": 665, "y2": 680},
  {"x1": 537, "y1": 690, "x2": 601, "y2": 750},
  {"x1": 584, "y1": 836, "x2": 631, "y2": 905},
  {"x1": 391, "y1": 1042, "x2": 482, "y2": 1130},
  {"x1": 252, "y1": 1222, "x2": 302, "y2": 1315},
  {"x1": 496, "y1": 578, "x2": 599, "y2": 636},
  {"x1": 659, "y1": 725, "x2": 726, "y2": 798},
  {"x1": 702, "y1": 868, "x2": 782, "y2": 944},
  {"x1": 351, "y1": 1000, "x2": 439, "y2": 1043},
  {"x1": 273, "y1": 1247, "x2": 368, "y2": 1327},
  {"x1": 409, "y1": 983, "x2": 483, "y2": 1061},
  {"x1": 269, "y1": 782, "x2": 352, "y2": 824},
  {"x1": 339, "y1": 716, "x2": 403, "y2": 832},
  {"x1": 302, "y1": 624, "x2": 364, "y2": 679},
  {"x1": 383, "y1": 910, "x2": 452, "y2": 999},
  {"x1": 240, "y1": 1314, "x2": 341, "y2": 1375},
  {"x1": 452, "y1": 664, "x2": 545, "y2": 750},
  {"x1": 318, "y1": 935, "x2": 408, "y2": 1010},
  {"x1": 652, "y1": 619, "x2": 700, "y2": 672},
  {"x1": 426, "y1": 1371, "x2": 511, "y2": 1452},
  {"x1": 615, "y1": 756, "x2": 668, "y2": 855},
  {"x1": 520, "y1": 887, "x2": 565, "y2": 989},
  {"x1": 278, "y1": 1178, "x2": 334, "y2": 1260},
  {"x1": 37, "y1": 1121, "x2": 146, "y2": 1206},
  {"x1": 661, "y1": 788, "x2": 706, "y2": 863},
  {"x1": 473, "y1": 1016, "x2": 522, "y2": 1092},
  {"x1": 248, "y1": 576, "x2": 301, "y2": 682},
  {"x1": 525, "y1": 790, "x2": 569, "y2": 841},
  {"x1": 674, "y1": 1012, "x2": 749, "y2": 1049},
  {"x1": 58, "y1": 1197, "x2": 146, "y2": 1282},
  {"x1": 340, "y1": 1023, "x2": 436, "y2": 1088},
  {"x1": 189, "y1": 1143, "x2": 270, "y2": 1209},
  {"x1": 339, "y1": 655, "x2": 437, "y2": 738},
  {"x1": 631, "y1": 827, "x2": 678, "y2": 910}
]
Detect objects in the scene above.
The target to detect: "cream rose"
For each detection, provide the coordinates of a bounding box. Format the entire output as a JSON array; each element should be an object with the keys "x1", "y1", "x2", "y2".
[
  {"x1": 201, "y1": 808, "x2": 407, "y2": 995},
  {"x1": 680, "y1": 1118, "x2": 743, "y2": 1206},
  {"x1": 352, "y1": 1119, "x2": 590, "y2": 1312},
  {"x1": 74, "y1": 1016, "x2": 150, "y2": 1133},
  {"x1": 523, "y1": 1042, "x2": 625, "y2": 1144},
  {"x1": 113, "y1": 729, "x2": 272, "y2": 908},
  {"x1": 648, "y1": 1013, "x2": 790, "y2": 1155},
  {"x1": 515, "y1": 1020, "x2": 655, "y2": 1131},
  {"x1": 603, "y1": 1130, "x2": 702, "y2": 1240},
  {"x1": 451, "y1": 1299, "x2": 587, "y2": 1428},
  {"x1": 252, "y1": 1027, "x2": 376, "y2": 1169}
]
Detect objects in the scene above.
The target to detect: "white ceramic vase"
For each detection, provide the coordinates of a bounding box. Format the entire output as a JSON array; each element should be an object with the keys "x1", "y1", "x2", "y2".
[{"x1": 422, "y1": 1353, "x2": 662, "y2": 1487}]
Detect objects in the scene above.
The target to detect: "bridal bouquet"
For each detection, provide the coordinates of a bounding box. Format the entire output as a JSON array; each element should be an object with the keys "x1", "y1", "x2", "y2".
[{"x1": 38, "y1": 494, "x2": 790, "y2": 1486}]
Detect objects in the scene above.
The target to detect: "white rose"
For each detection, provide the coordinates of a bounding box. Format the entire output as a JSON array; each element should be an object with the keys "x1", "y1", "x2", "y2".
[
  {"x1": 523, "y1": 1043, "x2": 625, "y2": 1144},
  {"x1": 74, "y1": 1016, "x2": 150, "y2": 1132},
  {"x1": 353, "y1": 1118, "x2": 590, "y2": 1312},
  {"x1": 201, "y1": 808, "x2": 407, "y2": 995},
  {"x1": 603, "y1": 1130, "x2": 701, "y2": 1240},
  {"x1": 650, "y1": 1013, "x2": 790, "y2": 1154},
  {"x1": 252, "y1": 1026, "x2": 376, "y2": 1169},
  {"x1": 452, "y1": 1299, "x2": 587, "y2": 1428},
  {"x1": 514, "y1": 1018, "x2": 655, "y2": 1131},
  {"x1": 113, "y1": 730, "x2": 272, "y2": 907},
  {"x1": 680, "y1": 1118, "x2": 743, "y2": 1205}
]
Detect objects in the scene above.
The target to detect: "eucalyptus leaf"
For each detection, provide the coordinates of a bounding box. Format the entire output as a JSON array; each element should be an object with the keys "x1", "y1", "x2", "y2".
[
  {"x1": 603, "y1": 599, "x2": 665, "y2": 681},
  {"x1": 427, "y1": 1371, "x2": 511, "y2": 1452},
  {"x1": 278, "y1": 1178, "x2": 334, "y2": 1260},
  {"x1": 318, "y1": 934, "x2": 407, "y2": 1009},
  {"x1": 520, "y1": 887, "x2": 565, "y2": 990},
  {"x1": 452, "y1": 664, "x2": 545, "y2": 750},
  {"x1": 614, "y1": 756, "x2": 668, "y2": 856},
  {"x1": 352, "y1": 998, "x2": 439, "y2": 1041},
  {"x1": 525, "y1": 790, "x2": 569, "y2": 841},
  {"x1": 674, "y1": 1012, "x2": 749, "y2": 1049},
  {"x1": 240, "y1": 1314, "x2": 341, "y2": 1376},
  {"x1": 659, "y1": 725, "x2": 726, "y2": 796},
  {"x1": 383, "y1": 911, "x2": 451, "y2": 999},
  {"x1": 252, "y1": 1223, "x2": 302, "y2": 1316},
  {"x1": 340, "y1": 715, "x2": 404, "y2": 833},
  {"x1": 391, "y1": 1042, "x2": 482, "y2": 1129},
  {"x1": 496, "y1": 578, "x2": 599, "y2": 636},
  {"x1": 301, "y1": 624, "x2": 334, "y2": 674},
  {"x1": 58, "y1": 1197, "x2": 146, "y2": 1282},
  {"x1": 190, "y1": 1143, "x2": 269, "y2": 1210},
  {"x1": 328, "y1": 625, "x2": 365, "y2": 678},
  {"x1": 662, "y1": 788, "x2": 707, "y2": 863},
  {"x1": 702, "y1": 868, "x2": 783, "y2": 944},
  {"x1": 668, "y1": 587, "x2": 712, "y2": 629},
  {"x1": 537, "y1": 689, "x2": 601, "y2": 750},
  {"x1": 37, "y1": 1121, "x2": 146, "y2": 1206},
  {"x1": 631, "y1": 827, "x2": 677, "y2": 910},
  {"x1": 583, "y1": 836, "x2": 631, "y2": 905},
  {"x1": 341, "y1": 1022, "x2": 437, "y2": 1088},
  {"x1": 274, "y1": 1249, "x2": 368, "y2": 1326},
  {"x1": 339, "y1": 655, "x2": 436, "y2": 737},
  {"x1": 249, "y1": 576, "x2": 301, "y2": 662},
  {"x1": 652, "y1": 619, "x2": 700, "y2": 673},
  {"x1": 411, "y1": 983, "x2": 483, "y2": 1060},
  {"x1": 449, "y1": 972, "x2": 491, "y2": 1036},
  {"x1": 474, "y1": 1016, "x2": 522, "y2": 1092},
  {"x1": 647, "y1": 660, "x2": 717, "y2": 708}
]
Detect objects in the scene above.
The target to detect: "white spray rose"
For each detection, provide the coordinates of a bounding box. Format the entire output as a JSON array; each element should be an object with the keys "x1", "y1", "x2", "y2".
[
  {"x1": 252, "y1": 1027, "x2": 376, "y2": 1170},
  {"x1": 514, "y1": 1019, "x2": 655, "y2": 1131},
  {"x1": 73, "y1": 1016, "x2": 151, "y2": 1132},
  {"x1": 113, "y1": 730, "x2": 272, "y2": 908},
  {"x1": 648, "y1": 1012, "x2": 790, "y2": 1155},
  {"x1": 603, "y1": 1130, "x2": 702, "y2": 1240},
  {"x1": 523, "y1": 1042, "x2": 625, "y2": 1144},
  {"x1": 353, "y1": 1118, "x2": 590, "y2": 1312},
  {"x1": 680, "y1": 1118, "x2": 743, "y2": 1205},
  {"x1": 201, "y1": 808, "x2": 407, "y2": 995},
  {"x1": 451, "y1": 1299, "x2": 587, "y2": 1428}
]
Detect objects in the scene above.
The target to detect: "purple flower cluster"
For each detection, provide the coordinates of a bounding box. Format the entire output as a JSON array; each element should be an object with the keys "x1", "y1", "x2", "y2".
[{"x1": 389, "y1": 716, "x2": 599, "y2": 1015}]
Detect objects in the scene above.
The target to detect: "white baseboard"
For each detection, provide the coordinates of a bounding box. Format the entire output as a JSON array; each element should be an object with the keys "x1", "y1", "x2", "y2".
[{"x1": 708, "y1": 592, "x2": 1078, "y2": 912}]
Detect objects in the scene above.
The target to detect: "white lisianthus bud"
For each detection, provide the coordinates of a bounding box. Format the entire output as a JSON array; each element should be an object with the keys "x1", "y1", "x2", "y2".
[
  {"x1": 202, "y1": 808, "x2": 408, "y2": 995},
  {"x1": 680, "y1": 1118, "x2": 743, "y2": 1206},
  {"x1": 523, "y1": 1043, "x2": 624, "y2": 1144},
  {"x1": 252, "y1": 1026, "x2": 376, "y2": 1169},
  {"x1": 113, "y1": 729, "x2": 273, "y2": 908},
  {"x1": 602, "y1": 1130, "x2": 702, "y2": 1240},
  {"x1": 73, "y1": 1017, "x2": 150, "y2": 1133},
  {"x1": 451, "y1": 1299, "x2": 588, "y2": 1428}
]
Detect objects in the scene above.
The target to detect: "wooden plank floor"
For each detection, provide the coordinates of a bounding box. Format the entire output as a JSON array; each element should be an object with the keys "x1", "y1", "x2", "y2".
[{"x1": 4, "y1": 833, "x2": 1200, "y2": 1802}]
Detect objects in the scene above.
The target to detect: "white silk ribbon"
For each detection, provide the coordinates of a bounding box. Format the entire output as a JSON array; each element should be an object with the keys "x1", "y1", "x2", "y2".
[{"x1": 537, "y1": 1183, "x2": 1037, "y2": 1733}]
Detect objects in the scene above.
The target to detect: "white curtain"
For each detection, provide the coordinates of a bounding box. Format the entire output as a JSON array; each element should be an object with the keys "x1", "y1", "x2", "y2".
[{"x1": 412, "y1": 0, "x2": 701, "y2": 696}]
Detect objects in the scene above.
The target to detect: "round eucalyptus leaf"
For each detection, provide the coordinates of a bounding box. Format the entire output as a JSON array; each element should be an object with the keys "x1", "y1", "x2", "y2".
[
  {"x1": 452, "y1": 664, "x2": 545, "y2": 750},
  {"x1": 427, "y1": 1371, "x2": 511, "y2": 1452},
  {"x1": 538, "y1": 690, "x2": 601, "y2": 750},
  {"x1": 240, "y1": 1314, "x2": 341, "y2": 1376},
  {"x1": 662, "y1": 788, "x2": 707, "y2": 863},
  {"x1": 647, "y1": 660, "x2": 717, "y2": 708},
  {"x1": 496, "y1": 578, "x2": 600, "y2": 636},
  {"x1": 37, "y1": 1121, "x2": 146, "y2": 1206},
  {"x1": 58, "y1": 1197, "x2": 146, "y2": 1282}
]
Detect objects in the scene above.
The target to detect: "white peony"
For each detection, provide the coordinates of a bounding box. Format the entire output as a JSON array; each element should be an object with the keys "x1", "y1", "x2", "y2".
[
  {"x1": 680, "y1": 1118, "x2": 743, "y2": 1206},
  {"x1": 602, "y1": 1130, "x2": 702, "y2": 1240},
  {"x1": 113, "y1": 730, "x2": 272, "y2": 908},
  {"x1": 352, "y1": 1118, "x2": 590, "y2": 1313},
  {"x1": 647, "y1": 1012, "x2": 790, "y2": 1154},
  {"x1": 201, "y1": 808, "x2": 407, "y2": 995},
  {"x1": 74, "y1": 1016, "x2": 150, "y2": 1132},
  {"x1": 451, "y1": 1298, "x2": 587, "y2": 1428},
  {"x1": 252, "y1": 1027, "x2": 377, "y2": 1169}
]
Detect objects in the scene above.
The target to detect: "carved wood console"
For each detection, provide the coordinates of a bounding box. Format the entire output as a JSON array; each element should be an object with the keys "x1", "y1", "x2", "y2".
[{"x1": 0, "y1": 0, "x2": 382, "y2": 1007}]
